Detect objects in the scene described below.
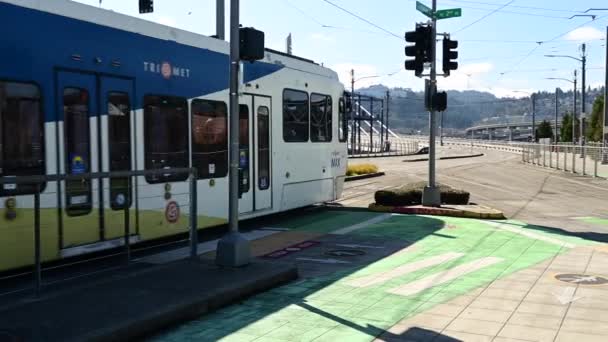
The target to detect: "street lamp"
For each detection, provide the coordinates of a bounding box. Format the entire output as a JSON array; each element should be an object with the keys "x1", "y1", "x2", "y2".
[
  {"x1": 546, "y1": 71, "x2": 578, "y2": 144},
  {"x1": 545, "y1": 46, "x2": 587, "y2": 148},
  {"x1": 513, "y1": 90, "x2": 537, "y2": 142}
]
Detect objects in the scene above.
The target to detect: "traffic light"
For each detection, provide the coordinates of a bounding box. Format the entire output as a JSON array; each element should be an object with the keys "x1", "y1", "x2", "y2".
[
  {"x1": 442, "y1": 37, "x2": 458, "y2": 76},
  {"x1": 434, "y1": 91, "x2": 448, "y2": 112},
  {"x1": 139, "y1": 0, "x2": 153, "y2": 14},
  {"x1": 405, "y1": 25, "x2": 433, "y2": 77}
]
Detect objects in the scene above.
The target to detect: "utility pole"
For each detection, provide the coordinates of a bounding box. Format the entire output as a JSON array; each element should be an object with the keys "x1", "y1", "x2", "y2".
[
  {"x1": 581, "y1": 43, "x2": 587, "y2": 148},
  {"x1": 604, "y1": 26, "x2": 608, "y2": 149},
  {"x1": 351, "y1": 69, "x2": 355, "y2": 153},
  {"x1": 216, "y1": 0, "x2": 225, "y2": 40},
  {"x1": 422, "y1": 0, "x2": 440, "y2": 206},
  {"x1": 386, "y1": 90, "x2": 390, "y2": 145},
  {"x1": 555, "y1": 88, "x2": 559, "y2": 143},
  {"x1": 440, "y1": 112, "x2": 444, "y2": 146},
  {"x1": 216, "y1": 0, "x2": 251, "y2": 267},
  {"x1": 532, "y1": 93, "x2": 536, "y2": 142},
  {"x1": 574, "y1": 70, "x2": 578, "y2": 144}
]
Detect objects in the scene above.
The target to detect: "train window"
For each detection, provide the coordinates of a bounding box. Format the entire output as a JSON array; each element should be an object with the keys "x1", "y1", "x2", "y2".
[
  {"x1": 240, "y1": 104, "x2": 250, "y2": 194},
  {"x1": 0, "y1": 81, "x2": 45, "y2": 195},
  {"x1": 64, "y1": 87, "x2": 92, "y2": 214},
  {"x1": 191, "y1": 99, "x2": 228, "y2": 179},
  {"x1": 283, "y1": 89, "x2": 309, "y2": 142},
  {"x1": 257, "y1": 106, "x2": 270, "y2": 190},
  {"x1": 107, "y1": 92, "x2": 131, "y2": 209},
  {"x1": 310, "y1": 93, "x2": 332, "y2": 142},
  {"x1": 143, "y1": 95, "x2": 189, "y2": 183},
  {"x1": 339, "y1": 97, "x2": 348, "y2": 142}
]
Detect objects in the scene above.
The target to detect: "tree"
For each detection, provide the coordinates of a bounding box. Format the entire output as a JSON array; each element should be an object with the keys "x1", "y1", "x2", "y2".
[
  {"x1": 560, "y1": 113, "x2": 572, "y2": 142},
  {"x1": 560, "y1": 112, "x2": 581, "y2": 143},
  {"x1": 586, "y1": 95, "x2": 604, "y2": 142},
  {"x1": 537, "y1": 120, "x2": 553, "y2": 140}
]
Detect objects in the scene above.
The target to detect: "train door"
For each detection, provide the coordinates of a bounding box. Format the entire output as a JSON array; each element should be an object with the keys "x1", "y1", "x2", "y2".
[
  {"x1": 253, "y1": 96, "x2": 272, "y2": 211},
  {"x1": 99, "y1": 77, "x2": 137, "y2": 241},
  {"x1": 238, "y1": 102, "x2": 253, "y2": 214},
  {"x1": 56, "y1": 71, "x2": 101, "y2": 250}
]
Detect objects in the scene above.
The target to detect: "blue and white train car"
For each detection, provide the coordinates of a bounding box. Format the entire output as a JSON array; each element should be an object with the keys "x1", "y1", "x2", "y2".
[{"x1": 0, "y1": 0, "x2": 348, "y2": 272}]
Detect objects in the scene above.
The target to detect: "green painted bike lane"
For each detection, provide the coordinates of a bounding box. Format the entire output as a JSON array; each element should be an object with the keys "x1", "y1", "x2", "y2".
[{"x1": 152, "y1": 214, "x2": 598, "y2": 342}]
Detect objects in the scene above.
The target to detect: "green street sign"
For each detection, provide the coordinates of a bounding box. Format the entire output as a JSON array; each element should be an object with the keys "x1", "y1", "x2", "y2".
[
  {"x1": 436, "y1": 8, "x2": 462, "y2": 20},
  {"x1": 416, "y1": 1, "x2": 433, "y2": 19}
]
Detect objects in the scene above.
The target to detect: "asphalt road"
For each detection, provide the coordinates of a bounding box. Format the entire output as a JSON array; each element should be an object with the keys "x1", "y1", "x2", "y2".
[{"x1": 340, "y1": 146, "x2": 608, "y2": 235}]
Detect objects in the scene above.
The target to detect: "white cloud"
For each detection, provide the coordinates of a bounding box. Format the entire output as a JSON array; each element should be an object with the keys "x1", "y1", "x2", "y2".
[
  {"x1": 564, "y1": 27, "x2": 604, "y2": 42},
  {"x1": 459, "y1": 62, "x2": 494, "y2": 75},
  {"x1": 436, "y1": 63, "x2": 494, "y2": 91},
  {"x1": 310, "y1": 33, "x2": 335, "y2": 43}
]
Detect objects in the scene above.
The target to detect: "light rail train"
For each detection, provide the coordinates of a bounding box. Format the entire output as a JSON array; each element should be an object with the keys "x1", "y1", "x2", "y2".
[{"x1": 0, "y1": 0, "x2": 348, "y2": 272}]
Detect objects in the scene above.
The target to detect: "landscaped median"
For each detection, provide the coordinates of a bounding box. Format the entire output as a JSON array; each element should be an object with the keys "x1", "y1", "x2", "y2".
[
  {"x1": 345, "y1": 163, "x2": 385, "y2": 181},
  {"x1": 370, "y1": 181, "x2": 506, "y2": 219},
  {"x1": 369, "y1": 203, "x2": 506, "y2": 219}
]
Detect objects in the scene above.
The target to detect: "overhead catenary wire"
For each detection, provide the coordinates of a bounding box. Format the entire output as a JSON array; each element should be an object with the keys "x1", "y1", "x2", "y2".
[
  {"x1": 320, "y1": 0, "x2": 404, "y2": 41},
  {"x1": 453, "y1": 0, "x2": 515, "y2": 34},
  {"x1": 444, "y1": 0, "x2": 587, "y2": 14},
  {"x1": 498, "y1": 15, "x2": 607, "y2": 78},
  {"x1": 281, "y1": 0, "x2": 392, "y2": 36}
]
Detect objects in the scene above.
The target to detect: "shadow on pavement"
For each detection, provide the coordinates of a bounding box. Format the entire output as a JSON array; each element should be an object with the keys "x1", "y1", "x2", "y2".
[
  {"x1": 489, "y1": 219, "x2": 608, "y2": 244},
  {"x1": 150, "y1": 214, "x2": 450, "y2": 341}
]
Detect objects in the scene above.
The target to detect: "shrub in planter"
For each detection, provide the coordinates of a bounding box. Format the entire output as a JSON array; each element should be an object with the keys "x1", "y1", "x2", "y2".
[
  {"x1": 346, "y1": 164, "x2": 379, "y2": 176},
  {"x1": 374, "y1": 181, "x2": 470, "y2": 206}
]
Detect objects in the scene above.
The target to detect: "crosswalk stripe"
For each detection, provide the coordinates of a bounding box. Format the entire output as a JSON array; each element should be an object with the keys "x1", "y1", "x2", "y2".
[
  {"x1": 482, "y1": 221, "x2": 575, "y2": 248},
  {"x1": 388, "y1": 257, "x2": 503, "y2": 296},
  {"x1": 346, "y1": 252, "x2": 465, "y2": 288},
  {"x1": 333, "y1": 213, "x2": 393, "y2": 235}
]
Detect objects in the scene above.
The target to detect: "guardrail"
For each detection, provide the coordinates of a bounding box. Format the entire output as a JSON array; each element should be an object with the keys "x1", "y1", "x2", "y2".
[{"x1": 0, "y1": 167, "x2": 198, "y2": 297}]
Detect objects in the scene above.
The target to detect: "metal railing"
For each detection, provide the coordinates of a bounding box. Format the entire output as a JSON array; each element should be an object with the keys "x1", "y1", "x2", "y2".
[
  {"x1": 521, "y1": 143, "x2": 607, "y2": 178},
  {"x1": 409, "y1": 135, "x2": 608, "y2": 179},
  {"x1": 348, "y1": 138, "x2": 420, "y2": 158},
  {"x1": 0, "y1": 167, "x2": 198, "y2": 297}
]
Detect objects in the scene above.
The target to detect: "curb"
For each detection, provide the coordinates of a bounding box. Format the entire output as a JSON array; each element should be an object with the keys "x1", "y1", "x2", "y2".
[
  {"x1": 403, "y1": 153, "x2": 484, "y2": 163},
  {"x1": 368, "y1": 203, "x2": 506, "y2": 220},
  {"x1": 345, "y1": 172, "x2": 386, "y2": 182},
  {"x1": 83, "y1": 262, "x2": 298, "y2": 342},
  {"x1": 440, "y1": 153, "x2": 484, "y2": 160}
]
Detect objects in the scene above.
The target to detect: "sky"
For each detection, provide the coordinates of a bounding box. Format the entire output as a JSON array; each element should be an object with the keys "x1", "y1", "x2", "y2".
[{"x1": 74, "y1": 0, "x2": 608, "y2": 98}]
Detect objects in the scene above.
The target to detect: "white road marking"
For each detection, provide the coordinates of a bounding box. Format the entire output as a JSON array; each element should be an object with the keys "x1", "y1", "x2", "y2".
[
  {"x1": 346, "y1": 252, "x2": 465, "y2": 288},
  {"x1": 482, "y1": 220, "x2": 576, "y2": 248},
  {"x1": 333, "y1": 213, "x2": 393, "y2": 235},
  {"x1": 259, "y1": 227, "x2": 291, "y2": 231},
  {"x1": 552, "y1": 287, "x2": 582, "y2": 305},
  {"x1": 388, "y1": 257, "x2": 503, "y2": 296},
  {"x1": 335, "y1": 243, "x2": 385, "y2": 249},
  {"x1": 296, "y1": 258, "x2": 351, "y2": 264}
]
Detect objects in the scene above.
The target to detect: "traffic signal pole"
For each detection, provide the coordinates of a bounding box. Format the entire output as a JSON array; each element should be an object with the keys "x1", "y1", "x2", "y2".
[
  {"x1": 216, "y1": 0, "x2": 251, "y2": 267},
  {"x1": 422, "y1": 0, "x2": 441, "y2": 206}
]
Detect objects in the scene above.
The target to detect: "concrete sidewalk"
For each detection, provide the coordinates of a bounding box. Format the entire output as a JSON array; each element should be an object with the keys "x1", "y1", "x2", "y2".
[{"x1": 0, "y1": 259, "x2": 296, "y2": 342}]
